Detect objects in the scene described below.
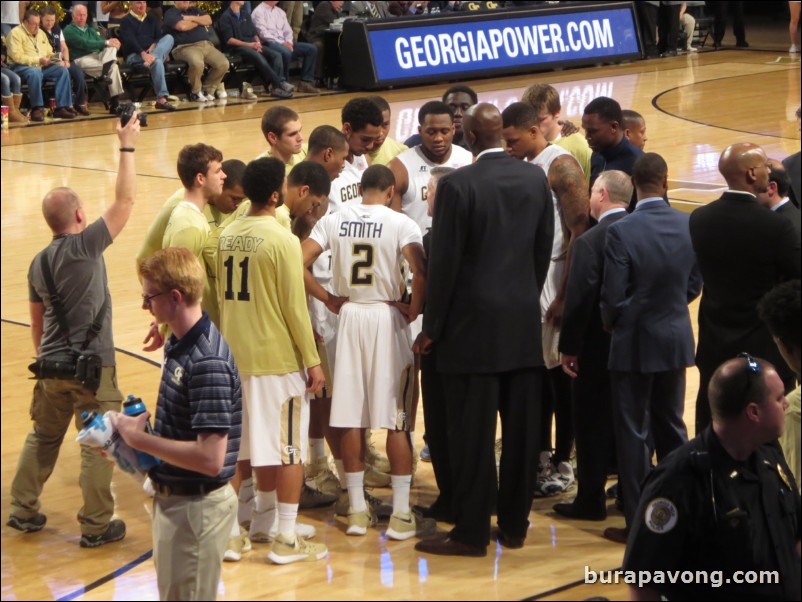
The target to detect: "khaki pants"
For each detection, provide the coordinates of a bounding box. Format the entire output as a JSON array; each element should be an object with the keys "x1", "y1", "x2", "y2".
[
  {"x1": 74, "y1": 47, "x2": 125, "y2": 97},
  {"x1": 9, "y1": 366, "x2": 123, "y2": 536},
  {"x1": 152, "y1": 484, "x2": 236, "y2": 601},
  {"x1": 172, "y1": 41, "x2": 229, "y2": 94}
]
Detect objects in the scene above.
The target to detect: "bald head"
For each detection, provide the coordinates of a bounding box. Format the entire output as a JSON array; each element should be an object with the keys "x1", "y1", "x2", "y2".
[
  {"x1": 718, "y1": 143, "x2": 770, "y2": 194},
  {"x1": 462, "y1": 103, "x2": 502, "y2": 155},
  {"x1": 42, "y1": 187, "x2": 81, "y2": 233}
]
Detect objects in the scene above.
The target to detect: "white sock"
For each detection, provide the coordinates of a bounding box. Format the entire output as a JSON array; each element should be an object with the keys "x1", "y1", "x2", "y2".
[
  {"x1": 391, "y1": 474, "x2": 412, "y2": 515},
  {"x1": 335, "y1": 460, "x2": 348, "y2": 490},
  {"x1": 238, "y1": 477, "x2": 254, "y2": 502},
  {"x1": 237, "y1": 477, "x2": 255, "y2": 525},
  {"x1": 346, "y1": 471, "x2": 366, "y2": 512},
  {"x1": 277, "y1": 502, "x2": 298, "y2": 539},
  {"x1": 409, "y1": 431, "x2": 416, "y2": 450},
  {"x1": 310, "y1": 438, "x2": 326, "y2": 462},
  {"x1": 229, "y1": 511, "x2": 241, "y2": 537},
  {"x1": 255, "y1": 489, "x2": 277, "y2": 513}
]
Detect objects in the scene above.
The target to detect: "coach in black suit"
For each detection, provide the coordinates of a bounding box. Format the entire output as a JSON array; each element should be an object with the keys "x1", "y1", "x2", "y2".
[
  {"x1": 783, "y1": 151, "x2": 801, "y2": 209},
  {"x1": 690, "y1": 143, "x2": 801, "y2": 434},
  {"x1": 601, "y1": 153, "x2": 702, "y2": 544},
  {"x1": 554, "y1": 170, "x2": 632, "y2": 522},
  {"x1": 415, "y1": 104, "x2": 554, "y2": 557},
  {"x1": 758, "y1": 160, "x2": 802, "y2": 243}
]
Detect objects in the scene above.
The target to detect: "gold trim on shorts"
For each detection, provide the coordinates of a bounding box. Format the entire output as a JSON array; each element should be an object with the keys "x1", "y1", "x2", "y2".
[
  {"x1": 395, "y1": 364, "x2": 413, "y2": 431},
  {"x1": 314, "y1": 340, "x2": 333, "y2": 399},
  {"x1": 281, "y1": 396, "x2": 303, "y2": 464}
]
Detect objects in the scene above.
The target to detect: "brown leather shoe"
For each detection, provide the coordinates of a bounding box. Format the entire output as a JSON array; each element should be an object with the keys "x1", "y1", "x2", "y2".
[
  {"x1": 602, "y1": 526, "x2": 629, "y2": 544},
  {"x1": 73, "y1": 105, "x2": 91, "y2": 116},
  {"x1": 53, "y1": 107, "x2": 75, "y2": 119},
  {"x1": 415, "y1": 536, "x2": 487, "y2": 557},
  {"x1": 296, "y1": 80, "x2": 319, "y2": 94},
  {"x1": 30, "y1": 107, "x2": 46, "y2": 122}
]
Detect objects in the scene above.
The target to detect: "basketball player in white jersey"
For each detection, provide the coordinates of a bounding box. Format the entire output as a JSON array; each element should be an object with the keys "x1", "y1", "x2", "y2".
[
  {"x1": 300, "y1": 165, "x2": 432, "y2": 541},
  {"x1": 389, "y1": 101, "x2": 473, "y2": 236},
  {"x1": 501, "y1": 101, "x2": 590, "y2": 497},
  {"x1": 329, "y1": 97, "x2": 384, "y2": 210}
]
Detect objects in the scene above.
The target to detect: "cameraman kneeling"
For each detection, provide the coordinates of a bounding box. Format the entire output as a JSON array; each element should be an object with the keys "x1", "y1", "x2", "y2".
[{"x1": 7, "y1": 113, "x2": 140, "y2": 548}]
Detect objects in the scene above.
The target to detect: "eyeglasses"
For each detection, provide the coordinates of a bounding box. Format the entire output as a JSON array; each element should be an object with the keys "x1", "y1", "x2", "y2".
[{"x1": 141, "y1": 291, "x2": 168, "y2": 305}]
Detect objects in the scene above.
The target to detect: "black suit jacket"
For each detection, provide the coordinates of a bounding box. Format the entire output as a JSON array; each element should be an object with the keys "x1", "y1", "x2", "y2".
[
  {"x1": 424, "y1": 150, "x2": 554, "y2": 374},
  {"x1": 776, "y1": 200, "x2": 802, "y2": 243},
  {"x1": 689, "y1": 191, "x2": 801, "y2": 366},
  {"x1": 782, "y1": 152, "x2": 801, "y2": 209},
  {"x1": 559, "y1": 209, "x2": 626, "y2": 359}
]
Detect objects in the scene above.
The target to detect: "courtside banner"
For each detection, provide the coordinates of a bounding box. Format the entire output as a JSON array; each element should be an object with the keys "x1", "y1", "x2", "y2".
[{"x1": 341, "y1": 2, "x2": 641, "y2": 89}]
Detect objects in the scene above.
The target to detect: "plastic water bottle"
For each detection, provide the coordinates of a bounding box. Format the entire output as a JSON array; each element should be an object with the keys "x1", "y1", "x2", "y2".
[
  {"x1": 77, "y1": 411, "x2": 141, "y2": 478},
  {"x1": 122, "y1": 395, "x2": 160, "y2": 470}
]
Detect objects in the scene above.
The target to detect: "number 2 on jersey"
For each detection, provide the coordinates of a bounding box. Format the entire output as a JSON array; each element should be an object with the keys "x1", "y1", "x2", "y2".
[
  {"x1": 224, "y1": 255, "x2": 251, "y2": 301},
  {"x1": 350, "y1": 243, "x2": 374, "y2": 286}
]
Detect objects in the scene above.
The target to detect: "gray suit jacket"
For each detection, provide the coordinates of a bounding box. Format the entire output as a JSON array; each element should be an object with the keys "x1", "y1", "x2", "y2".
[
  {"x1": 349, "y1": 1, "x2": 390, "y2": 18},
  {"x1": 601, "y1": 199, "x2": 702, "y2": 373}
]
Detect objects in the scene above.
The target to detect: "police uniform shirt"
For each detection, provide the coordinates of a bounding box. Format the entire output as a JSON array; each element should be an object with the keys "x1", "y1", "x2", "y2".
[
  {"x1": 624, "y1": 427, "x2": 801, "y2": 601},
  {"x1": 217, "y1": 214, "x2": 319, "y2": 376},
  {"x1": 310, "y1": 203, "x2": 422, "y2": 304},
  {"x1": 396, "y1": 144, "x2": 473, "y2": 235}
]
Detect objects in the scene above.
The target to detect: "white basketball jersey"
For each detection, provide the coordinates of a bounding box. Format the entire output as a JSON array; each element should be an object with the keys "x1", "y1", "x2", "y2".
[
  {"x1": 329, "y1": 154, "x2": 369, "y2": 210},
  {"x1": 310, "y1": 204, "x2": 422, "y2": 304},
  {"x1": 397, "y1": 145, "x2": 473, "y2": 235}
]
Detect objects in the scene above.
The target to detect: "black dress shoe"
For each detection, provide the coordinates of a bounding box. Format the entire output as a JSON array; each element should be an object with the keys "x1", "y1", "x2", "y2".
[
  {"x1": 553, "y1": 502, "x2": 607, "y2": 521},
  {"x1": 412, "y1": 504, "x2": 454, "y2": 523},
  {"x1": 602, "y1": 526, "x2": 629, "y2": 544},
  {"x1": 73, "y1": 105, "x2": 91, "y2": 116},
  {"x1": 492, "y1": 527, "x2": 525, "y2": 549},
  {"x1": 735, "y1": 40, "x2": 749, "y2": 48},
  {"x1": 415, "y1": 536, "x2": 487, "y2": 557}
]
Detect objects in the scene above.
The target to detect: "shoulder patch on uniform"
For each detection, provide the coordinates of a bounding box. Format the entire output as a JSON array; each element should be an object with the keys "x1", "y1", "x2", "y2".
[{"x1": 644, "y1": 497, "x2": 678, "y2": 534}]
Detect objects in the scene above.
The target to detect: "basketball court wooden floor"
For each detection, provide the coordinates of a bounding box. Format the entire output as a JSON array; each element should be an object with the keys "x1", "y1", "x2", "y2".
[{"x1": 1, "y1": 48, "x2": 799, "y2": 601}]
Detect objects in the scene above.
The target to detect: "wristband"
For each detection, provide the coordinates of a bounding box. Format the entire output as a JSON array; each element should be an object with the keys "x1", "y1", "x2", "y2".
[{"x1": 119, "y1": 147, "x2": 135, "y2": 153}]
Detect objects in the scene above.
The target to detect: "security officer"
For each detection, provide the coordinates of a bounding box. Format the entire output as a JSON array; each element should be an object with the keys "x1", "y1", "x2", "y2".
[{"x1": 624, "y1": 354, "x2": 801, "y2": 601}]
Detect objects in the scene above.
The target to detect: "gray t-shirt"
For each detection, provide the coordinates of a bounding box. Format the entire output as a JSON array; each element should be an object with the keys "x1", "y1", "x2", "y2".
[{"x1": 28, "y1": 218, "x2": 115, "y2": 365}]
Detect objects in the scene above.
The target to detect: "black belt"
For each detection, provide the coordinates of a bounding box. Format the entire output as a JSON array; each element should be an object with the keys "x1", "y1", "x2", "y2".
[{"x1": 150, "y1": 478, "x2": 227, "y2": 497}]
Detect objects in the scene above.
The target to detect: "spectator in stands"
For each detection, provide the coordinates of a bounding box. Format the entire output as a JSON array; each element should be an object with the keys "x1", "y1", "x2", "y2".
[
  {"x1": 783, "y1": 106, "x2": 801, "y2": 207},
  {"x1": 40, "y1": 6, "x2": 89, "y2": 116},
  {"x1": 7, "y1": 9, "x2": 76, "y2": 121},
  {"x1": 350, "y1": 2, "x2": 392, "y2": 18},
  {"x1": 367, "y1": 95, "x2": 408, "y2": 165},
  {"x1": 621, "y1": 109, "x2": 648, "y2": 150},
  {"x1": 163, "y1": 1, "x2": 230, "y2": 103},
  {"x1": 119, "y1": 1, "x2": 176, "y2": 111},
  {"x1": 252, "y1": 1, "x2": 319, "y2": 94},
  {"x1": 217, "y1": 1, "x2": 293, "y2": 99},
  {"x1": 679, "y1": 2, "x2": 698, "y2": 53},
  {"x1": 278, "y1": 1, "x2": 303, "y2": 43},
  {"x1": 306, "y1": 1, "x2": 343, "y2": 83},
  {"x1": 1, "y1": 41, "x2": 28, "y2": 123},
  {"x1": 100, "y1": 1, "x2": 128, "y2": 29},
  {"x1": 2, "y1": 1, "x2": 29, "y2": 38},
  {"x1": 64, "y1": 3, "x2": 125, "y2": 114}
]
